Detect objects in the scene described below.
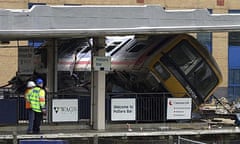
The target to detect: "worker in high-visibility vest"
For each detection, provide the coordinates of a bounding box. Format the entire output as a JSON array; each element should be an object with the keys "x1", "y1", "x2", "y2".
[
  {"x1": 27, "y1": 78, "x2": 46, "y2": 134},
  {"x1": 25, "y1": 81, "x2": 36, "y2": 134}
]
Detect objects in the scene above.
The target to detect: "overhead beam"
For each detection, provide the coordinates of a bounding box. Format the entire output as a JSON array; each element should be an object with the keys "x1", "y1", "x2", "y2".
[{"x1": 0, "y1": 5, "x2": 240, "y2": 39}]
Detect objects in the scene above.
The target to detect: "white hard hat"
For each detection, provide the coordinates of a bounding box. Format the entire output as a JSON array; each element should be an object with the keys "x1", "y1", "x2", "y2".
[{"x1": 27, "y1": 81, "x2": 36, "y2": 88}]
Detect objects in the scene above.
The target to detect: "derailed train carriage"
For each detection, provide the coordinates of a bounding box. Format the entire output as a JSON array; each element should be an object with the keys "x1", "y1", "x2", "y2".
[
  {"x1": 5, "y1": 33, "x2": 222, "y2": 122},
  {"x1": 57, "y1": 34, "x2": 222, "y2": 109}
]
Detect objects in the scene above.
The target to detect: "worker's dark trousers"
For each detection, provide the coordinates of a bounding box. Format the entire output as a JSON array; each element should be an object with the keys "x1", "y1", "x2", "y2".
[{"x1": 33, "y1": 111, "x2": 43, "y2": 133}]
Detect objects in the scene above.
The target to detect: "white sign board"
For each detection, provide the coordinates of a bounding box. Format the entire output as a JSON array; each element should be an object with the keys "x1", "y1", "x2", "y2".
[
  {"x1": 111, "y1": 98, "x2": 136, "y2": 121},
  {"x1": 167, "y1": 98, "x2": 192, "y2": 120},
  {"x1": 52, "y1": 99, "x2": 78, "y2": 122},
  {"x1": 93, "y1": 56, "x2": 111, "y2": 71},
  {"x1": 18, "y1": 46, "x2": 34, "y2": 74}
]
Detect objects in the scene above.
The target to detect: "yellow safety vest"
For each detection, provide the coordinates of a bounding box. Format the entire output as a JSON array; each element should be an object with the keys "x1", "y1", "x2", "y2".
[{"x1": 27, "y1": 87, "x2": 46, "y2": 113}]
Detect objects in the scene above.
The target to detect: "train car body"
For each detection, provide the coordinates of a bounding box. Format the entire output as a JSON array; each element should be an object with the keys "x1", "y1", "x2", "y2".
[
  {"x1": 7, "y1": 33, "x2": 222, "y2": 108},
  {"x1": 146, "y1": 34, "x2": 222, "y2": 106},
  {"x1": 56, "y1": 34, "x2": 222, "y2": 107}
]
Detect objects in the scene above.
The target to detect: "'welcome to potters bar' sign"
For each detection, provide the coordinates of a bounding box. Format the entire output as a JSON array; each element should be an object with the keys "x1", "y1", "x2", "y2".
[{"x1": 111, "y1": 98, "x2": 136, "y2": 121}]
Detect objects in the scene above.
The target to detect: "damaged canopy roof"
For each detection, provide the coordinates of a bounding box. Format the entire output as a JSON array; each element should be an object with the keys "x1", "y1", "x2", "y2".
[{"x1": 0, "y1": 5, "x2": 240, "y2": 39}]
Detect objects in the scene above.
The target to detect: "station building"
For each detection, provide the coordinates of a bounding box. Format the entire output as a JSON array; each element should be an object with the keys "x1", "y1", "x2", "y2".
[{"x1": 0, "y1": 0, "x2": 239, "y2": 101}]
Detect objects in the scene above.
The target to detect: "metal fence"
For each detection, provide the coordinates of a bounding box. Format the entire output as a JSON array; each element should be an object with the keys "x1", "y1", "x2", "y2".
[
  {"x1": 106, "y1": 93, "x2": 171, "y2": 123},
  {"x1": 0, "y1": 88, "x2": 178, "y2": 125}
]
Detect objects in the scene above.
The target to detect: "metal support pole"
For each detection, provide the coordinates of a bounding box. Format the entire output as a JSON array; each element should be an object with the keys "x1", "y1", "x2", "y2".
[
  {"x1": 91, "y1": 37, "x2": 106, "y2": 130},
  {"x1": 46, "y1": 39, "x2": 58, "y2": 123}
]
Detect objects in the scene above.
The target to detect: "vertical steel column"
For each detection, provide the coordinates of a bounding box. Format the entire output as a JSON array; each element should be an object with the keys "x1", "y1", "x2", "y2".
[
  {"x1": 46, "y1": 39, "x2": 58, "y2": 123},
  {"x1": 91, "y1": 37, "x2": 106, "y2": 130}
]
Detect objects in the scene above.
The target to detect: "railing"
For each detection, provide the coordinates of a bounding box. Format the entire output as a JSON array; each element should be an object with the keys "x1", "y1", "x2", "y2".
[
  {"x1": 0, "y1": 88, "x2": 13, "y2": 99},
  {"x1": 106, "y1": 92, "x2": 171, "y2": 123},
  {"x1": 0, "y1": 88, "x2": 187, "y2": 125}
]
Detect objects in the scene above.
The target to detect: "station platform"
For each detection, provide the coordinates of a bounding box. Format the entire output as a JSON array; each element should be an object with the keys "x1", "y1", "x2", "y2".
[{"x1": 0, "y1": 122, "x2": 240, "y2": 140}]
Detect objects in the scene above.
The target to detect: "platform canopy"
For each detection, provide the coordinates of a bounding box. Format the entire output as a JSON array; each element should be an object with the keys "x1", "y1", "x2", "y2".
[{"x1": 0, "y1": 5, "x2": 240, "y2": 40}]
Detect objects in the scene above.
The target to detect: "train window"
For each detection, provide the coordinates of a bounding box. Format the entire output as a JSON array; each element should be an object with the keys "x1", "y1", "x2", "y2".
[
  {"x1": 168, "y1": 41, "x2": 201, "y2": 75},
  {"x1": 144, "y1": 72, "x2": 165, "y2": 92},
  {"x1": 187, "y1": 62, "x2": 218, "y2": 98},
  {"x1": 112, "y1": 41, "x2": 121, "y2": 45},
  {"x1": 111, "y1": 39, "x2": 132, "y2": 56},
  {"x1": 127, "y1": 42, "x2": 146, "y2": 52},
  {"x1": 153, "y1": 62, "x2": 170, "y2": 81},
  {"x1": 167, "y1": 40, "x2": 218, "y2": 98},
  {"x1": 106, "y1": 45, "x2": 116, "y2": 52},
  {"x1": 106, "y1": 41, "x2": 122, "y2": 52}
]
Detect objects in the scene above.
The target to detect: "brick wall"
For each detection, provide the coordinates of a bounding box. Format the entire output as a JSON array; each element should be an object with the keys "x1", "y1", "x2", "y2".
[{"x1": 0, "y1": 48, "x2": 17, "y2": 85}]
